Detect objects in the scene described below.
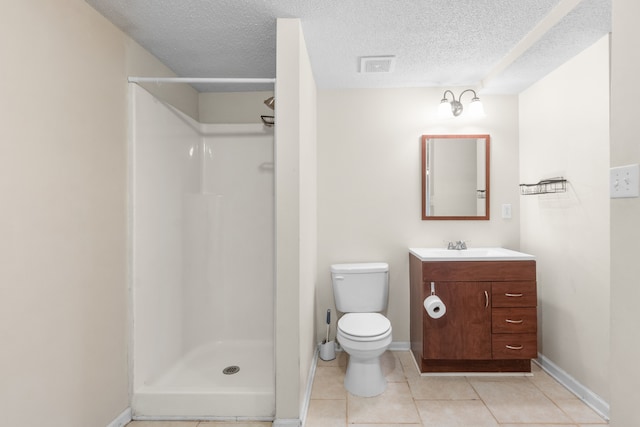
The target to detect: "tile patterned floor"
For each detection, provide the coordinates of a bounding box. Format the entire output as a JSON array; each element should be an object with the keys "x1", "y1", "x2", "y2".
[
  {"x1": 306, "y1": 350, "x2": 608, "y2": 427},
  {"x1": 126, "y1": 350, "x2": 609, "y2": 427}
]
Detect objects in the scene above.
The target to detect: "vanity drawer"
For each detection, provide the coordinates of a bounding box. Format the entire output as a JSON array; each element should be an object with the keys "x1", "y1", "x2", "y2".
[
  {"x1": 492, "y1": 333, "x2": 537, "y2": 359},
  {"x1": 492, "y1": 308, "x2": 537, "y2": 333},
  {"x1": 492, "y1": 282, "x2": 537, "y2": 307}
]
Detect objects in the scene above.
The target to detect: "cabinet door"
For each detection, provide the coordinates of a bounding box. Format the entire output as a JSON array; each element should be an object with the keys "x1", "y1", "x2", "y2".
[{"x1": 423, "y1": 281, "x2": 491, "y2": 360}]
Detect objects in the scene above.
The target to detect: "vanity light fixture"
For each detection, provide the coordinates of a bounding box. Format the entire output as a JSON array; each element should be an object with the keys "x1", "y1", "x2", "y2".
[{"x1": 437, "y1": 89, "x2": 485, "y2": 119}]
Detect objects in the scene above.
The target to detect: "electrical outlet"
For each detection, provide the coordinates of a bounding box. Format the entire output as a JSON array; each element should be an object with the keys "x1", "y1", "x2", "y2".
[
  {"x1": 501, "y1": 203, "x2": 512, "y2": 219},
  {"x1": 610, "y1": 164, "x2": 640, "y2": 198}
]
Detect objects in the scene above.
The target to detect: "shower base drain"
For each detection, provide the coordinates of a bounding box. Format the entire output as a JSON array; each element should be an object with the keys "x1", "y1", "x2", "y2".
[{"x1": 222, "y1": 365, "x2": 240, "y2": 375}]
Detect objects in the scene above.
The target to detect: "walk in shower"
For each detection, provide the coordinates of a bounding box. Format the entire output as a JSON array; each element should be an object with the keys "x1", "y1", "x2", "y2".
[{"x1": 129, "y1": 84, "x2": 275, "y2": 419}]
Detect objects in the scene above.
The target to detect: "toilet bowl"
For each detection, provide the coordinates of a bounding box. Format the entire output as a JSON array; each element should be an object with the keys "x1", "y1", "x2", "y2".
[
  {"x1": 337, "y1": 312, "x2": 392, "y2": 397},
  {"x1": 331, "y1": 262, "x2": 392, "y2": 397}
]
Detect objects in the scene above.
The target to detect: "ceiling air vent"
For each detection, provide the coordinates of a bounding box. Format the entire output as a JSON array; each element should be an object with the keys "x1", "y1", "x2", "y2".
[{"x1": 359, "y1": 56, "x2": 396, "y2": 73}]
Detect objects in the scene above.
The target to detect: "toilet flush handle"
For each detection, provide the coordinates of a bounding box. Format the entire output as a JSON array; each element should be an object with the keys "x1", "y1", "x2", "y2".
[{"x1": 334, "y1": 275, "x2": 345, "y2": 280}]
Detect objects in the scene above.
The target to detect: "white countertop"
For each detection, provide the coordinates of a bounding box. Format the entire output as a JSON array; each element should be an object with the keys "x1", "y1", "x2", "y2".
[{"x1": 409, "y1": 247, "x2": 535, "y2": 262}]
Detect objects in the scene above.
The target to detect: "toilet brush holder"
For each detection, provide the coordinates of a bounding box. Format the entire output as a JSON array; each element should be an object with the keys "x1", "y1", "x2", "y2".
[{"x1": 319, "y1": 340, "x2": 336, "y2": 361}]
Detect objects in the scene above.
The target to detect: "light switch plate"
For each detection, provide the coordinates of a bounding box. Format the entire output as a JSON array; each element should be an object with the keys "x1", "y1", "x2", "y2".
[{"x1": 610, "y1": 164, "x2": 640, "y2": 198}]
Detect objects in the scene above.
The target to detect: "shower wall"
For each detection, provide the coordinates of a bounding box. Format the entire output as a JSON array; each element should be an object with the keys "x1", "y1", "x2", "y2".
[
  {"x1": 186, "y1": 123, "x2": 274, "y2": 348},
  {"x1": 131, "y1": 85, "x2": 274, "y2": 417},
  {"x1": 132, "y1": 85, "x2": 201, "y2": 390}
]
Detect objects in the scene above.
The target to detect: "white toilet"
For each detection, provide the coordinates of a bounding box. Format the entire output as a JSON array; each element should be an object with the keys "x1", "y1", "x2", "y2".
[{"x1": 331, "y1": 262, "x2": 392, "y2": 397}]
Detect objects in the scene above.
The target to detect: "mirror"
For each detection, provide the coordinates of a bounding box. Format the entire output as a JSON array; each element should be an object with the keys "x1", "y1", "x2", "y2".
[{"x1": 421, "y1": 134, "x2": 490, "y2": 220}]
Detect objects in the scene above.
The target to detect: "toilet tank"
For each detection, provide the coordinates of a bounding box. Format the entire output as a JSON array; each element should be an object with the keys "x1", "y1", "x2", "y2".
[{"x1": 331, "y1": 262, "x2": 389, "y2": 313}]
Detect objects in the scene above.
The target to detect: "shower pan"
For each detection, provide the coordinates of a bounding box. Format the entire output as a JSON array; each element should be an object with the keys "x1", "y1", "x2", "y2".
[{"x1": 129, "y1": 84, "x2": 275, "y2": 419}]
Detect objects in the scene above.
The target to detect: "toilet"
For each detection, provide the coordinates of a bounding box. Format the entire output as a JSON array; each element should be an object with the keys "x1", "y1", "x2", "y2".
[{"x1": 331, "y1": 262, "x2": 392, "y2": 397}]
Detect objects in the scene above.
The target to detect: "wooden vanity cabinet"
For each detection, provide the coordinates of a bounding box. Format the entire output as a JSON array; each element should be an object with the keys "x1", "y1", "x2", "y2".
[
  {"x1": 410, "y1": 254, "x2": 537, "y2": 373},
  {"x1": 423, "y1": 281, "x2": 492, "y2": 360}
]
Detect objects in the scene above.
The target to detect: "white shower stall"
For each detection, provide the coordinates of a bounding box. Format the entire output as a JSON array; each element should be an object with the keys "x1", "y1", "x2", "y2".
[{"x1": 129, "y1": 85, "x2": 275, "y2": 419}]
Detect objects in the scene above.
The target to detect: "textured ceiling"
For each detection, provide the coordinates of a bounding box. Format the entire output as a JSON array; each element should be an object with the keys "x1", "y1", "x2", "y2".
[{"x1": 85, "y1": 0, "x2": 610, "y2": 94}]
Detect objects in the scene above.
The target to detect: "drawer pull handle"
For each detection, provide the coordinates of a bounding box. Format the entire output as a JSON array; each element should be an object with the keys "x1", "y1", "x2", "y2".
[
  {"x1": 505, "y1": 344, "x2": 524, "y2": 350},
  {"x1": 484, "y1": 290, "x2": 489, "y2": 308},
  {"x1": 506, "y1": 319, "x2": 524, "y2": 324},
  {"x1": 505, "y1": 293, "x2": 524, "y2": 297}
]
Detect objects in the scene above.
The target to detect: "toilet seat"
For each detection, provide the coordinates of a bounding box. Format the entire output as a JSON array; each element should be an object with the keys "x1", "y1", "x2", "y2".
[{"x1": 338, "y1": 313, "x2": 391, "y2": 341}]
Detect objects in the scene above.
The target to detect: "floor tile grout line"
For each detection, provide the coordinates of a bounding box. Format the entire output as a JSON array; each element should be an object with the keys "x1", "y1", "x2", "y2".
[
  {"x1": 308, "y1": 351, "x2": 608, "y2": 427},
  {"x1": 527, "y1": 374, "x2": 580, "y2": 424},
  {"x1": 406, "y1": 374, "x2": 426, "y2": 427},
  {"x1": 465, "y1": 375, "x2": 502, "y2": 426},
  {"x1": 526, "y1": 371, "x2": 607, "y2": 424},
  {"x1": 465, "y1": 372, "x2": 607, "y2": 426},
  {"x1": 345, "y1": 396, "x2": 349, "y2": 427}
]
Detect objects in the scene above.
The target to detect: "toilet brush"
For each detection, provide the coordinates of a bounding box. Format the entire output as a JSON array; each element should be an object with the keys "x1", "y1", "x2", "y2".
[
  {"x1": 320, "y1": 309, "x2": 336, "y2": 361},
  {"x1": 324, "y1": 309, "x2": 331, "y2": 344}
]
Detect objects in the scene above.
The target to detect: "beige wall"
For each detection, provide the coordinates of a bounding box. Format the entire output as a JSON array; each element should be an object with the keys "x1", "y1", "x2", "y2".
[
  {"x1": 519, "y1": 35, "x2": 610, "y2": 404},
  {"x1": 316, "y1": 89, "x2": 521, "y2": 342},
  {"x1": 297, "y1": 22, "x2": 318, "y2": 415},
  {"x1": 274, "y1": 19, "x2": 318, "y2": 422},
  {"x1": 610, "y1": 0, "x2": 640, "y2": 425},
  {"x1": 0, "y1": 1, "x2": 196, "y2": 426},
  {"x1": 0, "y1": 1, "x2": 128, "y2": 425},
  {"x1": 126, "y1": 41, "x2": 199, "y2": 120},
  {"x1": 199, "y1": 91, "x2": 274, "y2": 123}
]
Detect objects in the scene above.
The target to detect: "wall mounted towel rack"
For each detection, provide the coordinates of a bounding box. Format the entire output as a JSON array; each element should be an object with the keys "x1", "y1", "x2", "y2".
[{"x1": 519, "y1": 177, "x2": 567, "y2": 195}]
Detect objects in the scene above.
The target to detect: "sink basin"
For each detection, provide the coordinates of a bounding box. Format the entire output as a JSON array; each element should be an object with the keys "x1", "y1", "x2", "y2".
[{"x1": 409, "y1": 247, "x2": 535, "y2": 261}]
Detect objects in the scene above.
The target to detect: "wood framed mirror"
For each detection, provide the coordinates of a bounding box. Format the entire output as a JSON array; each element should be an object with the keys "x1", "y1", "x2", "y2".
[{"x1": 421, "y1": 134, "x2": 490, "y2": 220}]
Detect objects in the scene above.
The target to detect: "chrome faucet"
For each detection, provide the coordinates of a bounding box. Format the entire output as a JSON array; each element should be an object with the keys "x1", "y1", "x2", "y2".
[{"x1": 447, "y1": 240, "x2": 467, "y2": 250}]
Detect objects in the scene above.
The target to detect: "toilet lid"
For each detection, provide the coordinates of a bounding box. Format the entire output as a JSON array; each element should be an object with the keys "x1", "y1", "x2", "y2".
[{"x1": 338, "y1": 313, "x2": 391, "y2": 338}]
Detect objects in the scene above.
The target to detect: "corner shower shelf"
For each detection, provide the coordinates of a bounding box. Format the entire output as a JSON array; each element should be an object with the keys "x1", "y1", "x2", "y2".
[{"x1": 519, "y1": 177, "x2": 567, "y2": 195}]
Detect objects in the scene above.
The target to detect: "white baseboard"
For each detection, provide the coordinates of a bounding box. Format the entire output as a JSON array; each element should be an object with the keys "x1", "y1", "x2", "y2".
[
  {"x1": 133, "y1": 415, "x2": 273, "y2": 422},
  {"x1": 300, "y1": 346, "x2": 319, "y2": 427},
  {"x1": 535, "y1": 353, "x2": 610, "y2": 420},
  {"x1": 389, "y1": 341, "x2": 411, "y2": 351},
  {"x1": 272, "y1": 419, "x2": 301, "y2": 426},
  {"x1": 107, "y1": 407, "x2": 132, "y2": 427}
]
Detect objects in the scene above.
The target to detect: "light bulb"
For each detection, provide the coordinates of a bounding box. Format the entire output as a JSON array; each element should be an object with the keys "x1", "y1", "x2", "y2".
[
  {"x1": 437, "y1": 100, "x2": 454, "y2": 119},
  {"x1": 467, "y1": 98, "x2": 485, "y2": 118}
]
